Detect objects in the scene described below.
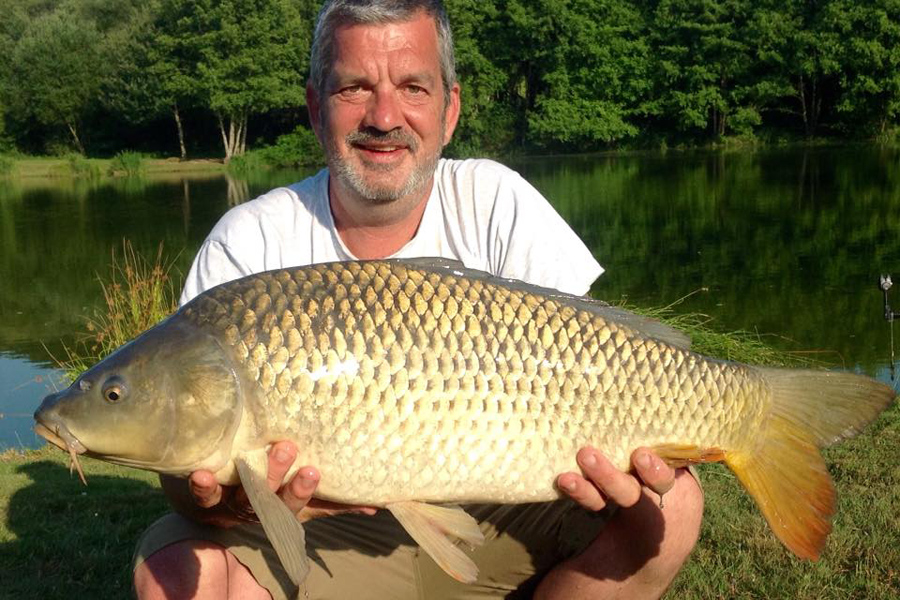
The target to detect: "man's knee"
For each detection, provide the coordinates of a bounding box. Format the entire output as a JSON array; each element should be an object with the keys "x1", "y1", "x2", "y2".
[{"x1": 134, "y1": 540, "x2": 269, "y2": 600}]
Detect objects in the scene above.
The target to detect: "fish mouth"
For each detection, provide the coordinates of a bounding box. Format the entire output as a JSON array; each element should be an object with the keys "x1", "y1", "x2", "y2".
[{"x1": 34, "y1": 420, "x2": 88, "y2": 484}]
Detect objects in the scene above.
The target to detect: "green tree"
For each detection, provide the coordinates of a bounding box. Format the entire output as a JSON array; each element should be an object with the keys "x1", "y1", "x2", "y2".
[
  {"x1": 8, "y1": 10, "x2": 105, "y2": 153},
  {"x1": 526, "y1": 0, "x2": 651, "y2": 148},
  {"x1": 194, "y1": 0, "x2": 311, "y2": 161},
  {"x1": 752, "y1": 0, "x2": 842, "y2": 137},
  {"x1": 650, "y1": 0, "x2": 760, "y2": 138},
  {"x1": 831, "y1": 0, "x2": 900, "y2": 136},
  {"x1": 106, "y1": 0, "x2": 204, "y2": 159},
  {"x1": 445, "y1": 0, "x2": 514, "y2": 155}
]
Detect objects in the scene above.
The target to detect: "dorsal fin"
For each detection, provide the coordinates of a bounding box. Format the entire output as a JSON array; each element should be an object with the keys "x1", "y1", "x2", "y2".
[{"x1": 384, "y1": 258, "x2": 691, "y2": 349}]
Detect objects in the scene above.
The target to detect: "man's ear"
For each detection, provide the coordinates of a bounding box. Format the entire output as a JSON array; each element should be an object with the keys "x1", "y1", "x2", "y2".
[
  {"x1": 442, "y1": 82, "x2": 461, "y2": 147},
  {"x1": 307, "y1": 82, "x2": 323, "y2": 144}
]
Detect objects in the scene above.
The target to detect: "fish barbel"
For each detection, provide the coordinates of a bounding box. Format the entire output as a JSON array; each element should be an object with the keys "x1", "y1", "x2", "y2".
[{"x1": 34, "y1": 259, "x2": 895, "y2": 583}]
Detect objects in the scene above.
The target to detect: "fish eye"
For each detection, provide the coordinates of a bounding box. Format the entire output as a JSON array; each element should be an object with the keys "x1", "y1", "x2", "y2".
[{"x1": 103, "y1": 383, "x2": 125, "y2": 403}]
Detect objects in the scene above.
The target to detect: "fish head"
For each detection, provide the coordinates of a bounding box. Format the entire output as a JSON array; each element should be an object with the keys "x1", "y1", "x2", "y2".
[{"x1": 34, "y1": 317, "x2": 242, "y2": 477}]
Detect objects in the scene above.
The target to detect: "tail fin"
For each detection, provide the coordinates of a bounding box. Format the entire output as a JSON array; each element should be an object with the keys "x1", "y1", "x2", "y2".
[{"x1": 725, "y1": 369, "x2": 895, "y2": 560}]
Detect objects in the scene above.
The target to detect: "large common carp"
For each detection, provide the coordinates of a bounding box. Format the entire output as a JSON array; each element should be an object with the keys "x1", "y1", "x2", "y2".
[{"x1": 34, "y1": 259, "x2": 895, "y2": 584}]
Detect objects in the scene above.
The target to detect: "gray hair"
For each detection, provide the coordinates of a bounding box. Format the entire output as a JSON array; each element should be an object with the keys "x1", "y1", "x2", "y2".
[{"x1": 309, "y1": 0, "x2": 457, "y2": 107}]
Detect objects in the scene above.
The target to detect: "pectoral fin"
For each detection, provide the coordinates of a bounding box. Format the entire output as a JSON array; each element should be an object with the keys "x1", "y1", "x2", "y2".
[
  {"x1": 387, "y1": 501, "x2": 485, "y2": 583},
  {"x1": 234, "y1": 450, "x2": 310, "y2": 585}
]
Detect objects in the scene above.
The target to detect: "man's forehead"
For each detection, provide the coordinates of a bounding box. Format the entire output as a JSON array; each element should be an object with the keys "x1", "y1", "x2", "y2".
[{"x1": 331, "y1": 12, "x2": 439, "y2": 59}]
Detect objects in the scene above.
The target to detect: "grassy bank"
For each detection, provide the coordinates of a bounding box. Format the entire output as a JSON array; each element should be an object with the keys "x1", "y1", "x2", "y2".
[
  {"x1": 1, "y1": 155, "x2": 226, "y2": 179},
  {"x1": 0, "y1": 445, "x2": 167, "y2": 598}
]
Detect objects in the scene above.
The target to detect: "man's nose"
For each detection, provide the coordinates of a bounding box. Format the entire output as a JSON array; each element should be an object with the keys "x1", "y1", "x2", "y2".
[{"x1": 364, "y1": 88, "x2": 402, "y2": 132}]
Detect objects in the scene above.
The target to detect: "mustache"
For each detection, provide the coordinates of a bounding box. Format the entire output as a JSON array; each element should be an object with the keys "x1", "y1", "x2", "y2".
[{"x1": 346, "y1": 128, "x2": 419, "y2": 152}]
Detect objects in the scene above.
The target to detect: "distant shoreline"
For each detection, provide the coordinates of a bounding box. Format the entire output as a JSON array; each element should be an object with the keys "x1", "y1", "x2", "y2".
[{"x1": 3, "y1": 156, "x2": 227, "y2": 179}]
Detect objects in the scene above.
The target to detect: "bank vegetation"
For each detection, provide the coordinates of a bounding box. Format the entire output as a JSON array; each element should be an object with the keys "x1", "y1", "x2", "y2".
[{"x1": 0, "y1": 0, "x2": 899, "y2": 165}]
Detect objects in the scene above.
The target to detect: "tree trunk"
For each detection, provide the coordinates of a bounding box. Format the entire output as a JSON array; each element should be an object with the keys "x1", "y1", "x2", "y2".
[
  {"x1": 173, "y1": 103, "x2": 187, "y2": 161},
  {"x1": 218, "y1": 112, "x2": 249, "y2": 162},
  {"x1": 217, "y1": 114, "x2": 231, "y2": 162},
  {"x1": 797, "y1": 76, "x2": 810, "y2": 136},
  {"x1": 66, "y1": 121, "x2": 85, "y2": 155},
  {"x1": 809, "y1": 78, "x2": 820, "y2": 137},
  {"x1": 797, "y1": 76, "x2": 821, "y2": 138}
]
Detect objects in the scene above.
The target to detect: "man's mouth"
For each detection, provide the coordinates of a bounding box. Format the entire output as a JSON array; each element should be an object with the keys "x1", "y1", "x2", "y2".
[
  {"x1": 355, "y1": 144, "x2": 406, "y2": 153},
  {"x1": 346, "y1": 128, "x2": 419, "y2": 159}
]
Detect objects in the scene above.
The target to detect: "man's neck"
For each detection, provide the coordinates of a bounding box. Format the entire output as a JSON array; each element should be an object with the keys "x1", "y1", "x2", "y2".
[{"x1": 329, "y1": 180, "x2": 432, "y2": 259}]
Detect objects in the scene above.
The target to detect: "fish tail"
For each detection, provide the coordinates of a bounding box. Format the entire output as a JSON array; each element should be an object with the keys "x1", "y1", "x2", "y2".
[{"x1": 724, "y1": 369, "x2": 895, "y2": 560}]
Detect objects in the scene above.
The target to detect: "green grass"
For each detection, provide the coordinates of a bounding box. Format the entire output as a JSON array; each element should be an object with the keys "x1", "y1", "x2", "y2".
[
  {"x1": 3, "y1": 155, "x2": 225, "y2": 179},
  {"x1": 633, "y1": 296, "x2": 823, "y2": 367},
  {"x1": 63, "y1": 153, "x2": 102, "y2": 179},
  {"x1": 0, "y1": 446, "x2": 167, "y2": 599}
]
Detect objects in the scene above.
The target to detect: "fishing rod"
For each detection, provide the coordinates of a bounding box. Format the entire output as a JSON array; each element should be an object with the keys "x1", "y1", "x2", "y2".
[{"x1": 879, "y1": 274, "x2": 900, "y2": 380}]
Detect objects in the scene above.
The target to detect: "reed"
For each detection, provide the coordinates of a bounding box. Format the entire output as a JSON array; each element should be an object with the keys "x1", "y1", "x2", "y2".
[
  {"x1": 59, "y1": 240, "x2": 179, "y2": 379},
  {"x1": 109, "y1": 150, "x2": 146, "y2": 176}
]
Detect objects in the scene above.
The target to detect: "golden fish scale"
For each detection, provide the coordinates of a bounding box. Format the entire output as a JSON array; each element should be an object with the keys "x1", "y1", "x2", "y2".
[{"x1": 184, "y1": 261, "x2": 767, "y2": 504}]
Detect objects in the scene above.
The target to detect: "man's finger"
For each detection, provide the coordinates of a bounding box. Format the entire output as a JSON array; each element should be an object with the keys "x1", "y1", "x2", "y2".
[
  {"x1": 557, "y1": 472, "x2": 608, "y2": 511},
  {"x1": 282, "y1": 466, "x2": 321, "y2": 515},
  {"x1": 267, "y1": 441, "x2": 298, "y2": 492},
  {"x1": 189, "y1": 470, "x2": 223, "y2": 508},
  {"x1": 631, "y1": 447, "x2": 676, "y2": 497},
  {"x1": 576, "y1": 447, "x2": 642, "y2": 508}
]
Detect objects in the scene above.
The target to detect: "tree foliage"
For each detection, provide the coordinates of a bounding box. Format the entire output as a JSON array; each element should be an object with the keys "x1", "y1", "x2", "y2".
[
  {"x1": 1, "y1": 0, "x2": 900, "y2": 158},
  {"x1": 7, "y1": 11, "x2": 104, "y2": 153}
]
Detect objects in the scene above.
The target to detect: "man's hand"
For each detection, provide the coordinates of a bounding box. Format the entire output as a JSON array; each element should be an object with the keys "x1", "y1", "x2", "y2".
[
  {"x1": 557, "y1": 446, "x2": 676, "y2": 510},
  {"x1": 162, "y1": 441, "x2": 377, "y2": 528}
]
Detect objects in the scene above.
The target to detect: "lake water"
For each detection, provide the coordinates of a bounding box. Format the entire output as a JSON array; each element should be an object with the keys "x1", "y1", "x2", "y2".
[{"x1": 3, "y1": 146, "x2": 900, "y2": 449}]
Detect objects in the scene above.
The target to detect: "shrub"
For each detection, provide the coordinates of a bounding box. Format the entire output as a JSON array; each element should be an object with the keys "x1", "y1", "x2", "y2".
[
  {"x1": 65, "y1": 153, "x2": 100, "y2": 179},
  {"x1": 226, "y1": 150, "x2": 267, "y2": 177},
  {"x1": 258, "y1": 125, "x2": 325, "y2": 167},
  {"x1": 109, "y1": 150, "x2": 145, "y2": 176},
  {"x1": 0, "y1": 154, "x2": 14, "y2": 176}
]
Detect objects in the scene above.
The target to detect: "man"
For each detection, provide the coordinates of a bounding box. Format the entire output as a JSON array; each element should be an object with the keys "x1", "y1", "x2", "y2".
[{"x1": 134, "y1": 1, "x2": 703, "y2": 598}]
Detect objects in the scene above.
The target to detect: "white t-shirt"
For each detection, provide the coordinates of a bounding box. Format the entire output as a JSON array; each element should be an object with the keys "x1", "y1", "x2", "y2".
[{"x1": 180, "y1": 158, "x2": 603, "y2": 305}]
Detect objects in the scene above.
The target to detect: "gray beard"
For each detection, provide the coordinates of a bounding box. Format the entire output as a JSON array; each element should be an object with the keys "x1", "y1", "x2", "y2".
[{"x1": 326, "y1": 126, "x2": 443, "y2": 204}]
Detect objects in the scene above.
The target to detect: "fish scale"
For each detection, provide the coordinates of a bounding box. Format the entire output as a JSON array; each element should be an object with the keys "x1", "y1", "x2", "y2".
[{"x1": 181, "y1": 260, "x2": 762, "y2": 505}]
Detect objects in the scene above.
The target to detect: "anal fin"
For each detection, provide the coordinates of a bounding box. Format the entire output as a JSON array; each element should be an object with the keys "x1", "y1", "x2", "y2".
[
  {"x1": 387, "y1": 501, "x2": 485, "y2": 583},
  {"x1": 235, "y1": 450, "x2": 310, "y2": 585},
  {"x1": 650, "y1": 443, "x2": 726, "y2": 468}
]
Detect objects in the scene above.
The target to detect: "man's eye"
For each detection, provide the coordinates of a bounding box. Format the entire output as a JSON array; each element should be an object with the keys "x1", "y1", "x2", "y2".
[
  {"x1": 339, "y1": 85, "x2": 364, "y2": 97},
  {"x1": 405, "y1": 85, "x2": 426, "y2": 95}
]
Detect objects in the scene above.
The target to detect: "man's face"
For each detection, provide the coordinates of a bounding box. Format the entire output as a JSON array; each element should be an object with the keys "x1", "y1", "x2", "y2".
[{"x1": 308, "y1": 12, "x2": 460, "y2": 206}]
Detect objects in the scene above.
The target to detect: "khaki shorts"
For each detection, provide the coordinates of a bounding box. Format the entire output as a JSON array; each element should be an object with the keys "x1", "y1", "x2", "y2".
[
  {"x1": 134, "y1": 500, "x2": 612, "y2": 600},
  {"x1": 134, "y1": 468, "x2": 699, "y2": 600}
]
